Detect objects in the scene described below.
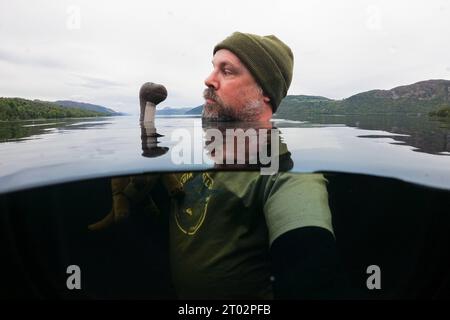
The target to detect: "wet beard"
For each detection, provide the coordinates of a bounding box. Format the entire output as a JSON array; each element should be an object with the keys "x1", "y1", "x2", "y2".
[
  {"x1": 238, "y1": 100, "x2": 265, "y2": 122},
  {"x1": 202, "y1": 101, "x2": 235, "y2": 121},
  {"x1": 202, "y1": 88, "x2": 264, "y2": 122}
]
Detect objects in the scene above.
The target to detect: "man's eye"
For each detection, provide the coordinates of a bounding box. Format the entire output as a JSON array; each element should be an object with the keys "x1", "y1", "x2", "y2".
[{"x1": 223, "y1": 69, "x2": 233, "y2": 75}]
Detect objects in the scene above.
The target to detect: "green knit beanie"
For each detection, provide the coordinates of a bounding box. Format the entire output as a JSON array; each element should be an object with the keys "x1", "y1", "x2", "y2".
[{"x1": 213, "y1": 32, "x2": 294, "y2": 112}]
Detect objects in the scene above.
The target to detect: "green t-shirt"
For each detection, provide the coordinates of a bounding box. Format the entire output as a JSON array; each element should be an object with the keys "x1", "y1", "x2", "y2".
[{"x1": 169, "y1": 171, "x2": 334, "y2": 299}]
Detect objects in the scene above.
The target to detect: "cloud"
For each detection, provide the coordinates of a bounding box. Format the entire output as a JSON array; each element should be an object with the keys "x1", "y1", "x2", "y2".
[
  {"x1": 0, "y1": 48, "x2": 65, "y2": 69},
  {"x1": 71, "y1": 74, "x2": 123, "y2": 89}
]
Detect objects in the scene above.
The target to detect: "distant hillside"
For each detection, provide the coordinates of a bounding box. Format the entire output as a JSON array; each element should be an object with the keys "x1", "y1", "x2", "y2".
[
  {"x1": 162, "y1": 79, "x2": 450, "y2": 118},
  {"x1": 54, "y1": 100, "x2": 119, "y2": 115},
  {"x1": 0, "y1": 97, "x2": 109, "y2": 121},
  {"x1": 276, "y1": 79, "x2": 450, "y2": 118},
  {"x1": 183, "y1": 98, "x2": 332, "y2": 116},
  {"x1": 429, "y1": 106, "x2": 450, "y2": 119},
  {"x1": 156, "y1": 107, "x2": 192, "y2": 115},
  {"x1": 281, "y1": 95, "x2": 332, "y2": 104},
  {"x1": 185, "y1": 105, "x2": 203, "y2": 115}
]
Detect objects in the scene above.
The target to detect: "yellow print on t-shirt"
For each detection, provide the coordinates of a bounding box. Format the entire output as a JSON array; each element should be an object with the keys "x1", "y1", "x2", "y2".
[{"x1": 174, "y1": 172, "x2": 214, "y2": 235}]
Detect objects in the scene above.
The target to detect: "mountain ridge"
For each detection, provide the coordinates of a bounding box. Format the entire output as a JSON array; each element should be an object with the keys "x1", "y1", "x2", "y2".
[
  {"x1": 54, "y1": 100, "x2": 121, "y2": 115},
  {"x1": 183, "y1": 79, "x2": 450, "y2": 116},
  {"x1": 0, "y1": 97, "x2": 112, "y2": 120}
]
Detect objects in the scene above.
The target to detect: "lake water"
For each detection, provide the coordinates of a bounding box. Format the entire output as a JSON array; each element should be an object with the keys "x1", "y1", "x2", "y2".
[
  {"x1": 0, "y1": 114, "x2": 449, "y2": 193},
  {"x1": 0, "y1": 114, "x2": 449, "y2": 299}
]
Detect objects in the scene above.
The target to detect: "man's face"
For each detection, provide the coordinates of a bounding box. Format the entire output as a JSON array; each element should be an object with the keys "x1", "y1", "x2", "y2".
[{"x1": 203, "y1": 49, "x2": 268, "y2": 121}]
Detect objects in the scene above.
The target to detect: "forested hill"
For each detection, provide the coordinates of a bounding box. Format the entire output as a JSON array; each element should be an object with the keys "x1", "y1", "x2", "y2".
[
  {"x1": 54, "y1": 100, "x2": 119, "y2": 115},
  {"x1": 275, "y1": 79, "x2": 450, "y2": 118},
  {"x1": 180, "y1": 80, "x2": 450, "y2": 118},
  {"x1": 0, "y1": 97, "x2": 111, "y2": 120}
]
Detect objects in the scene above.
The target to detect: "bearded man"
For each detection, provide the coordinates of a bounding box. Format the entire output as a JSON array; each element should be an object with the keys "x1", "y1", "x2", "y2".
[{"x1": 169, "y1": 32, "x2": 345, "y2": 299}]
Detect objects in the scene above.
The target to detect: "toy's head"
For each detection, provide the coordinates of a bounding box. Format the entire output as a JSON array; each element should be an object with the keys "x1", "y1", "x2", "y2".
[{"x1": 139, "y1": 82, "x2": 168, "y2": 122}]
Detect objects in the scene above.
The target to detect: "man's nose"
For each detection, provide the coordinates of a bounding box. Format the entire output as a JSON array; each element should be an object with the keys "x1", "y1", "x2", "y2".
[{"x1": 204, "y1": 70, "x2": 219, "y2": 90}]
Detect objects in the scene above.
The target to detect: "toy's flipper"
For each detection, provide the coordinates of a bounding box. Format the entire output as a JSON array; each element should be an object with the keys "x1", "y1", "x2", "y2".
[
  {"x1": 88, "y1": 209, "x2": 115, "y2": 231},
  {"x1": 162, "y1": 174, "x2": 184, "y2": 199}
]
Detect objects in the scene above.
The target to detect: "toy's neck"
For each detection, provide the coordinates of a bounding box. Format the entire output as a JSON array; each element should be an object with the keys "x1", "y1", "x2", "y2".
[{"x1": 143, "y1": 102, "x2": 156, "y2": 124}]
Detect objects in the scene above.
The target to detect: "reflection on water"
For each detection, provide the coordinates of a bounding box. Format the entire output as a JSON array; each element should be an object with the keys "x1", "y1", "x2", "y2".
[
  {"x1": 1, "y1": 115, "x2": 450, "y2": 194},
  {"x1": 0, "y1": 114, "x2": 450, "y2": 154},
  {"x1": 0, "y1": 118, "x2": 112, "y2": 142},
  {"x1": 276, "y1": 114, "x2": 450, "y2": 155},
  {"x1": 2, "y1": 114, "x2": 449, "y2": 154}
]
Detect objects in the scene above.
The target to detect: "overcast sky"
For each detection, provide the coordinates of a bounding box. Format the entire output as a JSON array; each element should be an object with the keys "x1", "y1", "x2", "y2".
[{"x1": 0, "y1": 0, "x2": 449, "y2": 114}]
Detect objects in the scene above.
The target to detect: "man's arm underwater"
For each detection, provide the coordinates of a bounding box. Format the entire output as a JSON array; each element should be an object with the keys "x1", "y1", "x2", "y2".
[
  {"x1": 263, "y1": 173, "x2": 349, "y2": 299},
  {"x1": 270, "y1": 226, "x2": 349, "y2": 299}
]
